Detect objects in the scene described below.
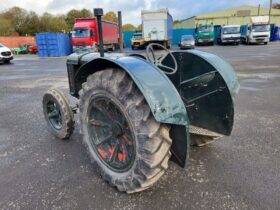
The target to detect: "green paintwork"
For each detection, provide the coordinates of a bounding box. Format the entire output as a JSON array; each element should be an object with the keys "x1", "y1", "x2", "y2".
[
  {"x1": 66, "y1": 52, "x2": 189, "y2": 126},
  {"x1": 196, "y1": 24, "x2": 214, "y2": 44},
  {"x1": 189, "y1": 50, "x2": 239, "y2": 98},
  {"x1": 164, "y1": 50, "x2": 239, "y2": 136}
]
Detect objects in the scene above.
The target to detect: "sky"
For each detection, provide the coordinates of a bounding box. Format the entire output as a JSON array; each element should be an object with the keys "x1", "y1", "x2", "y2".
[{"x1": 0, "y1": 0, "x2": 277, "y2": 25}]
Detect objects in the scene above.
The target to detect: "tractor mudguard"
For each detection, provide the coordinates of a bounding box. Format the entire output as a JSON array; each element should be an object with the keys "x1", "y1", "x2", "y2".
[
  {"x1": 66, "y1": 53, "x2": 190, "y2": 167},
  {"x1": 165, "y1": 50, "x2": 239, "y2": 137},
  {"x1": 189, "y1": 50, "x2": 239, "y2": 99}
]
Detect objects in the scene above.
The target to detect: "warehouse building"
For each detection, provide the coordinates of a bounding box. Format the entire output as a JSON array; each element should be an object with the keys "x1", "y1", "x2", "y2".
[{"x1": 174, "y1": 5, "x2": 280, "y2": 29}]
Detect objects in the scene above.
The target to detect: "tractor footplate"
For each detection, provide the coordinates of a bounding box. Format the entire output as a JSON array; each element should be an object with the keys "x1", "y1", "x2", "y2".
[{"x1": 189, "y1": 125, "x2": 223, "y2": 138}]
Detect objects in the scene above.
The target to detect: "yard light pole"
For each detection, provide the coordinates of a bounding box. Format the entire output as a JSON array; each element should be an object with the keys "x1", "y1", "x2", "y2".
[
  {"x1": 269, "y1": 0, "x2": 272, "y2": 24},
  {"x1": 94, "y1": 8, "x2": 104, "y2": 57}
]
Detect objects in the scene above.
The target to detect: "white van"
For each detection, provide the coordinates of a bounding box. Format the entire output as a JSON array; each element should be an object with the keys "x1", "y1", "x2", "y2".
[{"x1": 0, "y1": 43, "x2": 13, "y2": 64}]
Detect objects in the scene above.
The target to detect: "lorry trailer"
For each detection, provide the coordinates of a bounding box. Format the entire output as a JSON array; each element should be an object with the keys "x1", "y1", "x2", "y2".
[
  {"x1": 141, "y1": 8, "x2": 173, "y2": 48},
  {"x1": 71, "y1": 18, "x2": 119, "y2": 52}
]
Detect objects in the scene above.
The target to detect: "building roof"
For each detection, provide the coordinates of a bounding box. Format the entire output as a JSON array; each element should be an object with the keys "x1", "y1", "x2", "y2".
[
  {"x1": 178, "y1": 5, "x2": 280, "y2": 22},
  {"x1": 197, "y1": 5, "x2": 280, "y2": 18}
]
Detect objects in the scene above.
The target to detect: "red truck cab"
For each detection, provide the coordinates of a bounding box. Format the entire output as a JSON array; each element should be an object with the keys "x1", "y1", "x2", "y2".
[{"x1": 72, "y1": 18, "x2": 119, "y2": 52}]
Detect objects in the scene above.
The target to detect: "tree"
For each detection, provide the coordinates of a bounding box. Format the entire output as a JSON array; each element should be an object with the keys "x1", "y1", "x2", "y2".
[
  {"x1": 103, "y1": 11, "x2": 117, "y2": 22},
  {"x1": 136, "y1": 24, "x2": 142, "y2": 31},
  {"x1": 0, "y1": 18, "x2": 14, "y2": 36},
  {"x1": 65, "y1": 9, "x2": 92, "y2": 30},
  {"x1": 39, "y1": 13, "x2": 68, "y2": 33},
  {"x1": 21, "y1": 11, "x2": 40, "y2": 36},
  {"x1": 2, "y1": 7, "x2": 28, "y2": 35},
  {"x1": 122, "y1": 24, "x2": 136, "y2": 31},
  {"x1": 272, "y1": 3, "x2": 280, "y2": 9},
  {"x1": 173, "y1": 20, "x2": 180, "y2": 26}
]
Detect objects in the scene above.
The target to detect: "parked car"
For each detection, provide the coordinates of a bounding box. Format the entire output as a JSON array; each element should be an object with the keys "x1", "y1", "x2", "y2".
[
  {"x1": 0, "y1": 43, "x2": 13, "y2": 64},
  {"x1": 28, "y1": 45, "x2": 38, "y2": 54},
  {"x1": 178, "y1": 35, "x2": 195, "y2": 49}
]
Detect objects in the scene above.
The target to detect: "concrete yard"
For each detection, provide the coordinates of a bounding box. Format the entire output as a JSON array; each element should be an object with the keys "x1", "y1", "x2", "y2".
[{"x1": 0, "y1": 43, "x2": 280, "y2": 209}]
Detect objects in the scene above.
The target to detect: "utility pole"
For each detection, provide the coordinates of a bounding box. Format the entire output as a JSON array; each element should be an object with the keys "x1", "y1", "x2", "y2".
[
  {"x1": 118, "y1": 11, "x2": 124, "y2": 53},
  {"x1": 258, "y1": 4, "x2": 260, "y2": 16},
  {"x1": 269, "y1": 0, "x2": 272, "y2": 24}
]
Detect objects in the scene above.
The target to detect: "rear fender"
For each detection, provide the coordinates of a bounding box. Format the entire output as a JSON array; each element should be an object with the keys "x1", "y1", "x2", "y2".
[
  {"x1": 164, "y1": 50, "x2": 239, "y2": 136},
  {"x1": 71, "y1": 55, "x2": 190, "y2": 167}
]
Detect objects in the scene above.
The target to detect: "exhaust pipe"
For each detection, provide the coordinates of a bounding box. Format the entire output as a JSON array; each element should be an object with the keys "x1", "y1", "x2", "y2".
[{"x1": 94, "y1": 8, "x2": 104, "y2": 57}]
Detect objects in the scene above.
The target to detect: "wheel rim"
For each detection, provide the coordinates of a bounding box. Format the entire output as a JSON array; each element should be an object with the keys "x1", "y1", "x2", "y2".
[
  {"x1": 87, "y1": 96, "x2": 136, "y2": 172},
  {"x1": 46, "y1": 101, "x2": 62, "y2": 130}
]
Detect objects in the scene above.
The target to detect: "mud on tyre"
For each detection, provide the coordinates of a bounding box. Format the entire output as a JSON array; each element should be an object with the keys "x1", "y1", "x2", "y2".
[
  {"x1": 79, "y1": 68, "x2": 172, "y2": 193},
  {"x1": 42, "y1": 88, "x2": 74, "y2": 139}
]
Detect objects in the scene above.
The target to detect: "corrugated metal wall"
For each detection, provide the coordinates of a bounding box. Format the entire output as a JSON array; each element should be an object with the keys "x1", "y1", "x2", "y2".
[
  {"x1": 123, "y1": 29, "x2": 195, "y2": 47},
  {"x1": 36, "y1": 33, "x2": 73, "y2": 57}
]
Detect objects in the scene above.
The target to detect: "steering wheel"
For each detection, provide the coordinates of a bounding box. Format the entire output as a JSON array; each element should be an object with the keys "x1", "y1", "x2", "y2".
[{"x1": 146, "y1": 43, "x2": 178, "y2": 75}]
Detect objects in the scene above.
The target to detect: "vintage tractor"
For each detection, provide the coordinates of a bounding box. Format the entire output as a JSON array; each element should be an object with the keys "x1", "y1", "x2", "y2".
[{"x1": 42, "y1": 9, "x2": 239, "y2": 193}]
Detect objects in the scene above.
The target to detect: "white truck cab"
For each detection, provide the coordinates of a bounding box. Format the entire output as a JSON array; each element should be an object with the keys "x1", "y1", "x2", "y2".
[
  {"x1": 241, "y1": 16, "x2": 270, "y2": 45},
  {"x1": 218, "y1": 25, "x2": 241, "y2": 45}
]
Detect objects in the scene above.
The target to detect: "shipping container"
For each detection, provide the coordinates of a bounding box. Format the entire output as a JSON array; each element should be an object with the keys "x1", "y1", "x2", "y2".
[{"x1": 36, "y1": 33, "x2": 73, "y2": 57}]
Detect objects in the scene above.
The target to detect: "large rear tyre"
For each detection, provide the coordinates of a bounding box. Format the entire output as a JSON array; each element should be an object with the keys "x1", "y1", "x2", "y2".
[
  {"x1": 42, "y1": 88, "x2": 74, "y2": 139},
  {"x1": 79, "y1": 69, "x2": 172, "y2": 193}
]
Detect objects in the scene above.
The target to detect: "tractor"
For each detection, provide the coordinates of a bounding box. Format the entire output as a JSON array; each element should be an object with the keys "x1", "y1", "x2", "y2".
[{"x1": 42, "y1": 9, "x2": 239, "y2": 193}]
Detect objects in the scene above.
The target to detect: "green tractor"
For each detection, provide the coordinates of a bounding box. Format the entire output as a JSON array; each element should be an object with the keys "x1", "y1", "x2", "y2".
[{"x1": 42, "y1": 9, "x2": 239, "y2": 193}]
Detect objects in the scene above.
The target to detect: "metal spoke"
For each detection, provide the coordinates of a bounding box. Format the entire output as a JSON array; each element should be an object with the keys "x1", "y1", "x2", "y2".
[
  {"x1": 109, "y1": 142, "x2": 120, "y2": 163},
  {"x1": 120, "y1": 134, "x2": 132, "y2": 145},
  {"x1": 158, "y1": 64, "x2": 176, "y2": 73},
  {"x1": 93, "y1": 103, "x2": 114, "y2": 122},
  {"x1": 88, "y1": 97, "x2": 135, "y2": 172},
  {"x1": 48, "y1": 110, "x2": 59, "y2": 118},
  {"x1": 96, "y1": 133, "x2": 113, "y2": 147},
  {"x1": 89, "y1": 119, "x2": 111, "y2": 128},
  {"x1": 157, "y1": 53, "x2": 168, "y2": 63}
]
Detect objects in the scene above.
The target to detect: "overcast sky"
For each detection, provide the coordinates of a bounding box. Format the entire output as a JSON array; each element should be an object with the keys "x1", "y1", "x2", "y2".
[{"x1": 0, "y1": 0, "x2": 277, "y2": 25}]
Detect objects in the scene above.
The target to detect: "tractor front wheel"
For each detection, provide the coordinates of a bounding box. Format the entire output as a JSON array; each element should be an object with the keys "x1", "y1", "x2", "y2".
[
  {"x1": 42, "y1": 88, "x2": 74, "y2": 139},
  {"x1": 79, "y1": 69, "x2": 172, "y2": 193}
]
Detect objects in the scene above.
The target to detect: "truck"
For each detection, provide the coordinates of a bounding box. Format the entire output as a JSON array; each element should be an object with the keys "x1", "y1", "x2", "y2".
[
  {"x1": 195, "y1": 24, "x2": 214, "y2": 46},
  {"x1": 71, "y1": 18, "x2": 119, "y2": 52},
  {"x1": 241, "y1": 16, "x2": 270, "y2": 45},
  {"x1": 217, "y1": 25, "x2": 241, "y2": 45},
  {"x1": 130, "y1": 32, "x2": 146, "y2": 49},
  {"x1": 141, "y1": 8, "x2": 173, "y2": 48}
]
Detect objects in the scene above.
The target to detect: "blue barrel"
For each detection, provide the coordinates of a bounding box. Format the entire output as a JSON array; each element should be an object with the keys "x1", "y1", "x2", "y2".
[{"x1": 36, "y1": 32, "x2": 73, "y2": 57}]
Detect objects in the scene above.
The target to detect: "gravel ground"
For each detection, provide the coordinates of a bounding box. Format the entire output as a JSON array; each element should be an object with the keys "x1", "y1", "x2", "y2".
[{"x1": 0, "y1": 42, "x2": 280, "y2": 210}]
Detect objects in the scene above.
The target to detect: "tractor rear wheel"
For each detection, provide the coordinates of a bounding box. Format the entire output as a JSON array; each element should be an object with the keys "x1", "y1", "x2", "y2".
[
  {"x1": 42, "y1": 88, "x2": 74, "y2": 139},
  {"x1": 79, "y1": 69, "x2": 172, "y2": 193}
]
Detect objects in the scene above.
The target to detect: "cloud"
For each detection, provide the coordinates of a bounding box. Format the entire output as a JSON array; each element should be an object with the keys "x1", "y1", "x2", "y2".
[{"x1": 0, "y1": 0, "x2": 276, "y2": 25}]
